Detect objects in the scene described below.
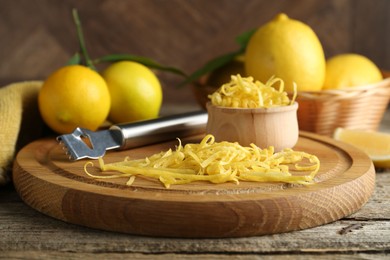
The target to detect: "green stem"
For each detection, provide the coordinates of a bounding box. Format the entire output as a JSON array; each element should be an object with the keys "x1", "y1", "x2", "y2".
[{"x1": 72, "y1": 9, "x2": 95, "y2": 70}]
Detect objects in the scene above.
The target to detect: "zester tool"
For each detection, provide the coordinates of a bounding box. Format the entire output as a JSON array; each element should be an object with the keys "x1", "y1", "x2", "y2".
[{"x1": 57, "y1": 110, "x2": 208, "y2": 160}]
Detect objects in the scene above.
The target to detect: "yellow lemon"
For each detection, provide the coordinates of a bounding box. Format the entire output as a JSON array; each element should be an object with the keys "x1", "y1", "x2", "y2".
[
  {"x1": 334, "y1": 128, "x2": 390, "y2": 168},
  {"x1": 38, "y1": 65, "x2": 111, "y2": 134},
  {"x1": 102, "y1": 61, "x2": 162, "y2": 124},
  {"x1": 323, "y1": 54, "x2": 383, "y2": 90},
  {"x1": 245, "y1": 13, "x2": 326, "y2": 92}
]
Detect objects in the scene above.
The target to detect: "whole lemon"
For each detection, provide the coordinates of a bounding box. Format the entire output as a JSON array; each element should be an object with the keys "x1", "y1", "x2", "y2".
[
  {"x1": 245, "y1": 13, "x2": 326, "y2": 92},
  {"x1": 38, "y1": 65, "x2": 111, "y2": 134},
  {"x1": 323, "y1": 54, "x2": 383, "y2": 90},
  {"x1": 102, "y1": 61, "x2": 163, "y2": 124}
]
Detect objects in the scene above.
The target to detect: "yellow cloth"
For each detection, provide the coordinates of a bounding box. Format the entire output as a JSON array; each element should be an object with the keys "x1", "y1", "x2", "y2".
[{"x1": 0, "y1": 81, "x2": 43, "y2": 185}]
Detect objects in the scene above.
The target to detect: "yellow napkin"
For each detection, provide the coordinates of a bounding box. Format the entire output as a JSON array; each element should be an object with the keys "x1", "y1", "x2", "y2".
[{"x1": 0, "y1": 81, "x2": 44, "y2": 185}]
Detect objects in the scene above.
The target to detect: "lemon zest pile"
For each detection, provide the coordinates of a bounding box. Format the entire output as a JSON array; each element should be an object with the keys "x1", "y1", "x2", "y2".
[
  {"x1": 84, "y1": 135, "x2": 320, "y2": 188},
  {"x1": 208, "y1": 74, "x2": 297, "y2": 108}
]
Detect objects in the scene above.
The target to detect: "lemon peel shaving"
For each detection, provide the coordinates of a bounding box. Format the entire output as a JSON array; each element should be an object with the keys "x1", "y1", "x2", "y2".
[
  {"x1": 84, "y1": 134, "x2": 320, "y2": 188},
  {"x1": 208, "y1": 74, "x2": 297, "y2": 108}
]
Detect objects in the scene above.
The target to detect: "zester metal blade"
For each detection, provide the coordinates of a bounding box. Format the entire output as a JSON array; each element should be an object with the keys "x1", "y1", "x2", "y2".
[{"x1": 57, "y1": 127, "x2": 122, "y2": 160}]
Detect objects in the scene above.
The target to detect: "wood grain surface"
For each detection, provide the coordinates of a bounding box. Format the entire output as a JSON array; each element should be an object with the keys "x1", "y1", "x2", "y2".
[
  {"x1": 12, "y1": 131, "x2": 375, "y2": 238},
  {"x1": 1, "y1": 0, "x2": 390, "y2": 106}
]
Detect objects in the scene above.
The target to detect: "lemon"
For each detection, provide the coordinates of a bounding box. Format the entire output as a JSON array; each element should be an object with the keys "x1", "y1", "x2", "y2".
[
  {"x1": 334, "y1": 128, "x2": 390, "y2": 168},
  {"x1": 102, "y1": 61, "x2": 162, "y2": 124},
  {"x1": 245, "y1": 13, "x2": 326, "y2": 92},
  {"x1": 38, "y1": 65, "x2": 110, "y2": 134},
  {"x1": 323, "y1": 54, "x2": 383, "y2": 90}
]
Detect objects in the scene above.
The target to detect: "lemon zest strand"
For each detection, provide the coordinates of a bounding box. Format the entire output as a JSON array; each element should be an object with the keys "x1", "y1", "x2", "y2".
[
  {"x1": 84, "y1": 135, "x2": 320, "y2": 188},
  {"x1": 208, "y1": 75, "x2": 296, "y2": 108}
]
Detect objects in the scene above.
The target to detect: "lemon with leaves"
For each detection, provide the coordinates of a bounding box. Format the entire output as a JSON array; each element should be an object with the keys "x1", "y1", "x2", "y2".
[
  {"x1": 323, "y1": 54, "x2": 383, "y2": 90},
  {"x1": 103, "y1": 61, "x2": 163, "y2": 124},
  {"x1": 38, "y1": 65, "x2": 111, "y2": 134},
  {"x1": 245, "y1": 13, "x2": 326, "y2": 92}
]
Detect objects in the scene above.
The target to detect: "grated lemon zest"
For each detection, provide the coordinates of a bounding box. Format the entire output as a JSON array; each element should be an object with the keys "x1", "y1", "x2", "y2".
[
  {"x1": 84, "y1": 134, "x2": 320, "y2": 188},
  {"x1": 208, "y1": 74, "x2": 297, "y2": 108}
]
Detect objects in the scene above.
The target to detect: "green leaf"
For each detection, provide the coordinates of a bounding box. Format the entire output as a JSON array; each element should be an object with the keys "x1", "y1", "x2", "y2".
[
  {"x1": 176, "y1": 28, "x2": 256, "y2": 88},
  {"x1": 235, "y1": 28, "x2": 257, "y2": 49},
  {"x1": 66, "y1": 53, "x2": 81, "y2": 65},
  {"x1": 176, "y1": 50, "x2": 242, "y2": 88},
  {"x1": 94, "y1": 54, "x2": 187, "y2": 77}
]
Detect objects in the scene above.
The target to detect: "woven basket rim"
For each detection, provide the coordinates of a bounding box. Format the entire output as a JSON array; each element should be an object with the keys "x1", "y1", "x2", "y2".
[{"x1": 295, "y1": 77, "x2": 390, "y2": 100}]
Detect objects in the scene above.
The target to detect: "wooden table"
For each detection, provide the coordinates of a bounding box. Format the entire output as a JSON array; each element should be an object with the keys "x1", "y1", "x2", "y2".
[{"x1": 1, "y1": 106, "x2": 390, "y2": 259}]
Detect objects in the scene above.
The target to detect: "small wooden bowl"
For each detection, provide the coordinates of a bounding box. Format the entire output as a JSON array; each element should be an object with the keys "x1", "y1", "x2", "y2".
[{"x1": 206, "y1": 102, "x2": 299, "y2": 151}]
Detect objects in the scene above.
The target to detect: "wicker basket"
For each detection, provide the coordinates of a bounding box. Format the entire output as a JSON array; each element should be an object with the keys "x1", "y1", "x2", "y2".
[{"x1": 295, "y1": 77, "x2": 390, "y2": 136}]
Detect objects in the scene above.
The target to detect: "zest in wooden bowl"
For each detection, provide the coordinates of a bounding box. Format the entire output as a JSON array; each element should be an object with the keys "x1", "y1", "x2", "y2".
[{"x1": 206, "y1": 102, "x2": 299, "y2": 151}]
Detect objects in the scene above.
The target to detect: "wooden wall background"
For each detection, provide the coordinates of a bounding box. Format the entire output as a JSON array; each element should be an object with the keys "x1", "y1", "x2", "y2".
[{"x1": 1, "y1": 0, "x2": 389, "y2": 107}]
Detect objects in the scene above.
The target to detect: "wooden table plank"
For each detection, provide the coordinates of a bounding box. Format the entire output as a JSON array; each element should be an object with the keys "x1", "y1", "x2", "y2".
[
  {"x1": 2, "y1": 252, "x2": 389, "y2": 260},
  {"x1": 0, "y1": 173, "x2": 389, "y2": 257},
  {"x1": 348, "y1": 172, "x2": 390, "y2": 220}
]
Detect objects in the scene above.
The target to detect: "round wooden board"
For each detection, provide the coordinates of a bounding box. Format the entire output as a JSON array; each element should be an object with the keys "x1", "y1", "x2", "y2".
[{"x1": 13, "y1": 131, "x2": 375, "y2": 238}]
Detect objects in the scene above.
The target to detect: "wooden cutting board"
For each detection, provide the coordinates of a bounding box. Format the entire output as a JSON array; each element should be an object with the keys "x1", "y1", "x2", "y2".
[{"x1": 13, "y1": 131, "x2": 375, "y2": 238}]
